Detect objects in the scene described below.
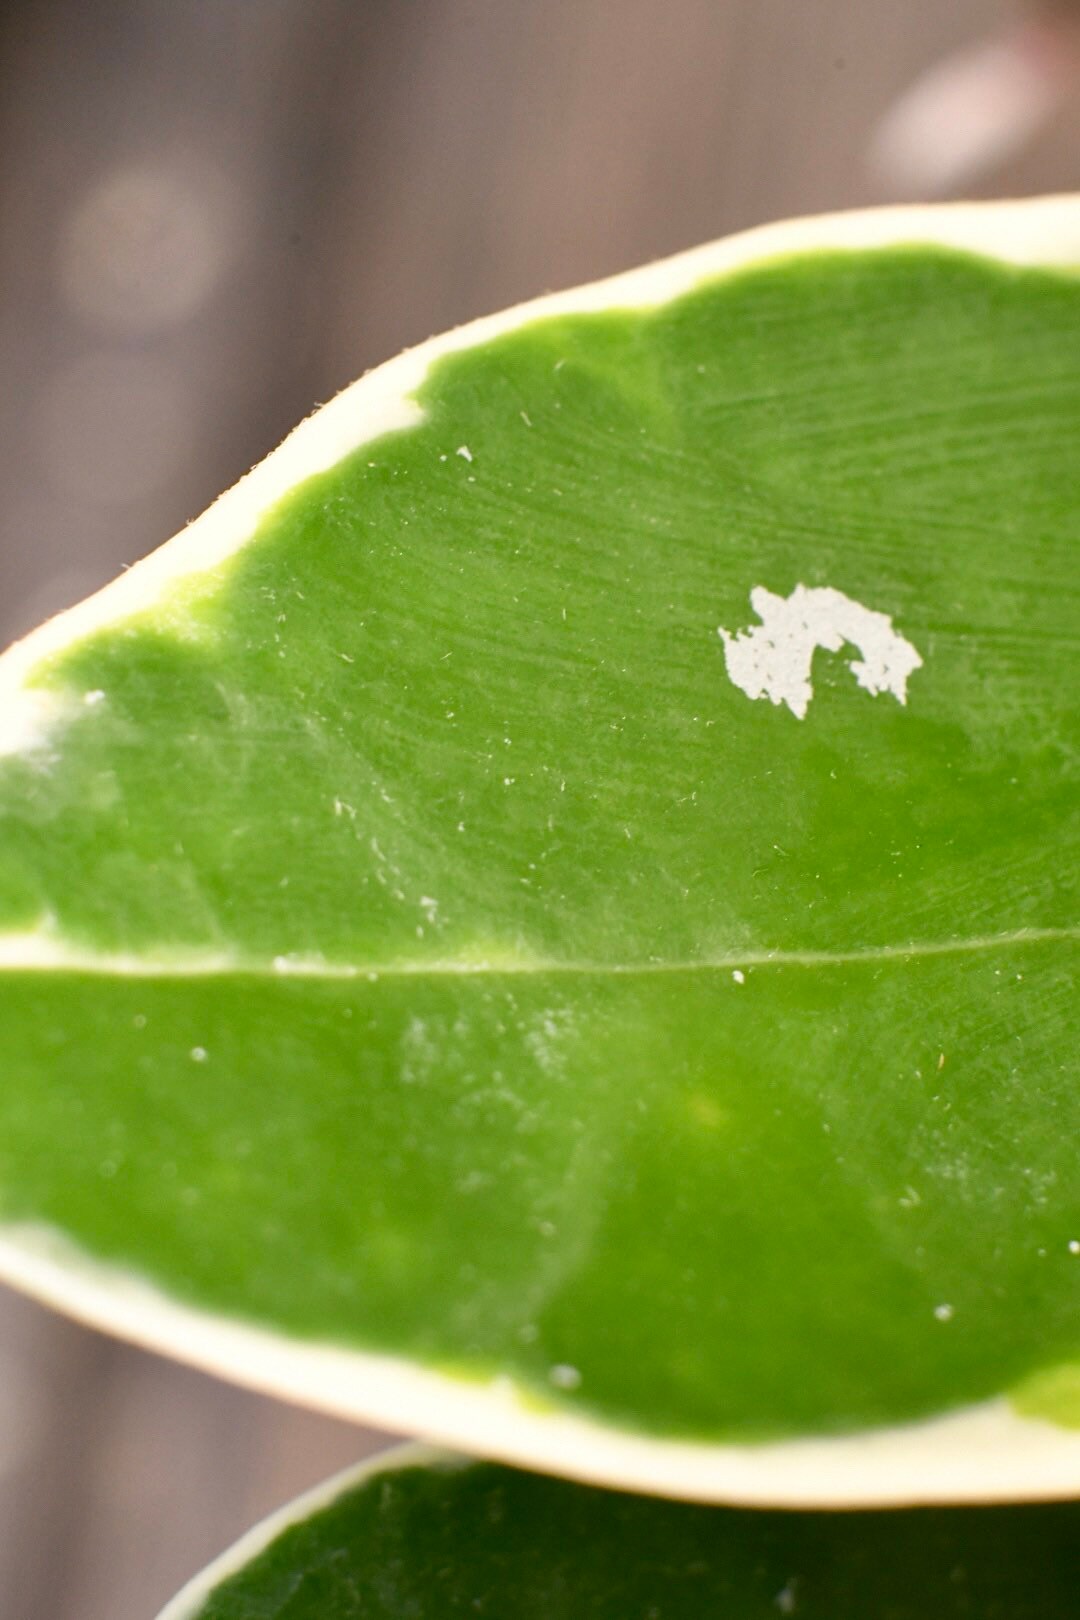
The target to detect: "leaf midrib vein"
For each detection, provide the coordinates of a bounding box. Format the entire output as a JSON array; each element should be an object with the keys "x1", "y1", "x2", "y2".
[{"x1": 0, "y1": 926, "x2": 1074, "y2": 981}]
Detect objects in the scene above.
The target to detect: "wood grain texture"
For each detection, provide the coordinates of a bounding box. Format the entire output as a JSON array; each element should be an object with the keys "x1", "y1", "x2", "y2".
[{"x1": 0, "y1": 2, "x2": 1073, "y2": 1616}]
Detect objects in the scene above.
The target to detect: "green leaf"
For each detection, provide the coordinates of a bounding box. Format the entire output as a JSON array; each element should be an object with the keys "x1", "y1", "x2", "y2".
[
  {"x1": 160, "y1": 1447, "x2": 1080, "y2": 1620},
  {"x1": 1, "y1": 199, "x2": 1078, "y2": 1502}
]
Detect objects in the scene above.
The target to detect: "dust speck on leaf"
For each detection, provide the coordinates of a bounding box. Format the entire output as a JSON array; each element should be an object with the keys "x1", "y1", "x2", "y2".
[{"x1": 774, "y1": 1578, "x2": 799, "y2": 1614}]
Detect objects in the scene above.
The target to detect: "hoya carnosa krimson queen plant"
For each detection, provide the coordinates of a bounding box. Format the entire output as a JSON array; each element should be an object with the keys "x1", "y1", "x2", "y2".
[
  {"x1": 158, "y1": 1444, "x2": 1080, "y2": 1620},
  {"x1": 0, "y1": 197, "x2": 1078, "y2": 1613}
]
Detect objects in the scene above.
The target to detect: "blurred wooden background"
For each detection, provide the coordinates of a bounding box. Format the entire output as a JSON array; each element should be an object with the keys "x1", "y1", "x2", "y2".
[{"x1": 0, "y1": 2, "x2": 1075, "y2": 1615}]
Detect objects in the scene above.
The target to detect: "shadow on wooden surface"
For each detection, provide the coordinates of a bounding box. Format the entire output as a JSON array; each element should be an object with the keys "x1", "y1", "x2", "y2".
[{"x1": 0, "y1": 2, "x2": 1075, "y2": 1616}]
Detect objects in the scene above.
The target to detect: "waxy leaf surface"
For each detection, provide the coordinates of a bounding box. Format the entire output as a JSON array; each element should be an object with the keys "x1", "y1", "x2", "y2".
[
  {"x1": 162, "y1": 1449, "x2": 1080, "y2": 1620},
  {"x1": 0, "y1": 205, "x2": 1078, "y2": 1500}
]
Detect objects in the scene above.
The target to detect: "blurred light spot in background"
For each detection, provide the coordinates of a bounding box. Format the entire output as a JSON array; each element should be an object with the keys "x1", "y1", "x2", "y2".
[
  {"x1": 35, "y1": 353, "x2": 192, "y2": 506},
  {"x1": 57, "y1": 156, "x2": 237, "y2": 334},
  {"x1": 871, "y1": 7, "x2": 1080, "y2": 193}
]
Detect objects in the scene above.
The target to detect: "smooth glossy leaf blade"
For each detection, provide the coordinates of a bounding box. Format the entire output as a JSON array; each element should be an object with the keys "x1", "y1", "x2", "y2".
[
  {"x1": 161, "y1": 1448, "x2": 1080, "y2": 1620},
  {"x1": 1, "y1": 200, "x2": 1078, "y2": 1501}
]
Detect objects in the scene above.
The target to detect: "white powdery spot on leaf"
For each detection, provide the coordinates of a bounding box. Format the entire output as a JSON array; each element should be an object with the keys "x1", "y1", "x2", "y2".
[{"x1": 718, "y1": 584, "x2": 923, "y2": 720}]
